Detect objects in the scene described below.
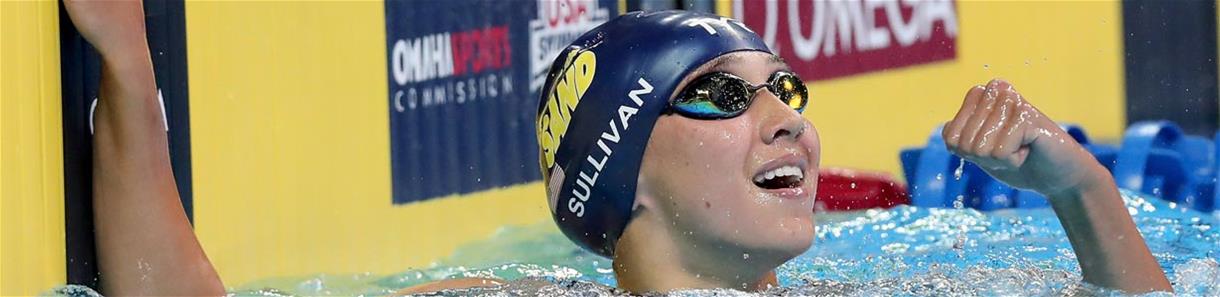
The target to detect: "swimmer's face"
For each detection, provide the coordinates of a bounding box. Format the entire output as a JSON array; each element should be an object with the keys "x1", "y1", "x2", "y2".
[{"x1": 638, "y1": 51, "x2": 820, "y2": 263}]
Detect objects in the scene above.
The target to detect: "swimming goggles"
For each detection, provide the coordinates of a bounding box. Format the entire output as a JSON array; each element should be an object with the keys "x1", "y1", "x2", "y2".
[{"x1": 665, "y1": 70, "x2": 808, "y2": 119}]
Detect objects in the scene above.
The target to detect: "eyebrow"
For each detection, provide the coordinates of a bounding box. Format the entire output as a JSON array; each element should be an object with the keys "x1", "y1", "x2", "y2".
[
  {"x1": 669, "y1": 53, "x2": 790, "y2": 100},
  {"x1": 707, "y1": 54, "x2": 789, "y2": 73},
  {"x1": 708, "y1": 55, "x2": 742, "y2": 70},
  {"x1": 769, "y1": 55, "x2": 787, "y2": 66}
]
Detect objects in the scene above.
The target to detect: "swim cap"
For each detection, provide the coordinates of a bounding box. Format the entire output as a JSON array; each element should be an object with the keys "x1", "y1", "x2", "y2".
[{"x1": 536, "y1": 10, "x2": 771, "y2": 257}]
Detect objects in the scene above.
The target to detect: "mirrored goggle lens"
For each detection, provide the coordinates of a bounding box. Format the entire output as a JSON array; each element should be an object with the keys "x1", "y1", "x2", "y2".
[
  {"x1": 768, "y1": 72, "x2": 808, "y2": 113},
  {"x1": 674, "y1": 74, "x2": 750, "y2": 118},
  {"x1": 672, "y1": 71, "x2": 807, "y2": 119}
]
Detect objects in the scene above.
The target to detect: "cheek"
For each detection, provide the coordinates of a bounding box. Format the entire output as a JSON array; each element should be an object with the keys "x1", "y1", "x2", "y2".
[
  {"x1": 805, "y1": 125, "x2": 822, "y2": 168},
  {"x1": 651, "y1": 122, "x2": 755, "y2": 221},
  {"x1": 677, "y1": 126, "x2": 751, "y2": 192}
]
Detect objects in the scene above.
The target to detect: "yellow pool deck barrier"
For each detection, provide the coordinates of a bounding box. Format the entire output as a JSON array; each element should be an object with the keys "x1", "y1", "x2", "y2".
[{"x1": 2, "y1": 0, "x2": 66, "y2": 294}]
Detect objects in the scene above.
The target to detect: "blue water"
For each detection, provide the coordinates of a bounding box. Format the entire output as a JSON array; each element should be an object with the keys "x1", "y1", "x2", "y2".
[{"x1": 49, "y1": 190, "x2": 1219, "y2": 296}]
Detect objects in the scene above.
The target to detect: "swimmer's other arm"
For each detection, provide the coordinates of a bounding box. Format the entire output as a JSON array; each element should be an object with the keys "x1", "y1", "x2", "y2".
[
  {"x1": 942, "y1": 79, "x2": 1172, "y2": 293},
  {"x1": 64, "y1": 0, "x2": 224, "y2": 295}
]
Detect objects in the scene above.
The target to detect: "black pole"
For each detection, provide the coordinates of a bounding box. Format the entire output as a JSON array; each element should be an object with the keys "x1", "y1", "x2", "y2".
[{"x1": 1123, "y1": 0, "x2": 1219, "y2": 136}]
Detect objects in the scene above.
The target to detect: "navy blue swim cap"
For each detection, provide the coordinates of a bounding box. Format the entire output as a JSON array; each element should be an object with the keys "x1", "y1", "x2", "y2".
[{"x1": 535, "y1": 10, "x2": 771, "y2": 257}]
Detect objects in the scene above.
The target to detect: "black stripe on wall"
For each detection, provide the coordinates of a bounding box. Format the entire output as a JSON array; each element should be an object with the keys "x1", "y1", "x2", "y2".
[
  {"x1": 1123, "y1": 0, "x2": 1219, "y2": 136},
  {"x1": 59, "y1": 0, "x2": 193, "y2": 289}
]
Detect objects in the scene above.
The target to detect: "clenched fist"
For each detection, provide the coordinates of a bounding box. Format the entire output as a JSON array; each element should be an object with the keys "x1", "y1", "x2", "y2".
[{"x1": 942, "y1": 79, "x2": 1108, "y2": 197}]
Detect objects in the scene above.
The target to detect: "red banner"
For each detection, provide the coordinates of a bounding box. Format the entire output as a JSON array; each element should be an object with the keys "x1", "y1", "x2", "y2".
[{"x1": 735, "y1": 0, "x2": 959, "y2": 81}]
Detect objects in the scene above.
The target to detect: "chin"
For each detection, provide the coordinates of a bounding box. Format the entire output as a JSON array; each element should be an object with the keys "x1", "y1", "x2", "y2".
[
  {"x1": 749, "y1": 216, "x2": 815, "y2": 261},
  {"x1": 783, "y1": 226, "x2": 815, "y2": 256}
]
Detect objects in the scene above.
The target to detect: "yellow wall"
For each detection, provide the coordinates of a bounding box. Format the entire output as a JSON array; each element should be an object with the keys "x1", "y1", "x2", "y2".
[
  {"x1": 185, "y1": 1, "x2": 550, "y2": 286},
  {"x1": 720, "y1": 1, "x2": 1127, "y2": 175},
  {"x1": 0, "y1": 0, "x2": 66, "y2": 295}
]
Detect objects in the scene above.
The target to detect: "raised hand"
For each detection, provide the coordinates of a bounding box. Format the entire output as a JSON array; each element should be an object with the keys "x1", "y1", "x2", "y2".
[
  {"x1": 942, "y1": 79, "x2": 1105, "y2": 197},
  {"x1": 64, "y1": 1, "x2": 225, "y2": 295},
  {"x1": 942, "y1": 79, "x2": 1171, "y2": 293}
]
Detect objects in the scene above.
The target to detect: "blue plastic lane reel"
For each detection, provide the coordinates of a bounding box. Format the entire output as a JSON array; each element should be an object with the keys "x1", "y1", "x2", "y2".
[
  {"x1": 1113, "y1": 121, "x2": 1217, "y2": 212},
  {"x1": 901, "y1": 124, "x2": 1118, "y2": 211}
]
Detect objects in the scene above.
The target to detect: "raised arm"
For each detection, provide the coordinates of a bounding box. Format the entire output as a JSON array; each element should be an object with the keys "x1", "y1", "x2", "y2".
[
  {"x1": 63, "y1": 0, "x2": 224, "y2": 295},
  {"x1": 942, "y1": 79, "x2": 1172, "y2": 293}
]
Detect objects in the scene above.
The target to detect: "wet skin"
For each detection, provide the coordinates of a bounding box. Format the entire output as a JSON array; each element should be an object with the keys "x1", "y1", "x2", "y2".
[
  {"x1": 616, "y1": 51, "x2": 821, "y2": 292},
  {"x1": 942, "y1": 80, "x2": 1172, "y2": 292},
  {"x1": 63, "y1": 0, "x2": 224, "y2": 295}
]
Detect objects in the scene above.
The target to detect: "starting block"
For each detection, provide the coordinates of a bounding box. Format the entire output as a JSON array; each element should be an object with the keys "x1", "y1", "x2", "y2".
[{"x1": 1113, "y1": 121, "x2": 1216, "y2": 212}]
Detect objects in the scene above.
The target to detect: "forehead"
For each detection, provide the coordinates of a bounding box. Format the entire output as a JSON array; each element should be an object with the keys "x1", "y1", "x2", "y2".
[
  {"x1": 707, "y1": 53, "x2": 788, "y2": 73},
  {"x1": 670, "y1": 52, "x2": 790, "y2": 99}
]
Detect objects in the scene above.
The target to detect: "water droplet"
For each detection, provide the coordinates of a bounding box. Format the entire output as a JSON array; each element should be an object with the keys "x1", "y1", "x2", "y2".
[
  {"x1": 935, "y1": 173, "x2": 944, "y2": 181},
  {"x1": 982, "y1": 64, "x2": 990, "y2": 70},
  {"x1": 742, "y1": 253, "x2": 750, "y2": 260},
  {"x1": 954, "y1": 159, "x2": 965, "y2": 180},
  {"x1": 850, "y1": 182, "x2": 857, "y2": 189},
  {"x1": 953, "y1": 195, "x2": 965, "y2": 209}
]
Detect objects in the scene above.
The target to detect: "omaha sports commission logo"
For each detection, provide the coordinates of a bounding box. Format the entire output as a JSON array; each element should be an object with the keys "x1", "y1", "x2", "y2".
[
  {"x1": 389, "y1": 26, "x2": 513, "y2": 111},
  {"x1": 385, "y1": 0, "x2": 615, "y2": 204}
]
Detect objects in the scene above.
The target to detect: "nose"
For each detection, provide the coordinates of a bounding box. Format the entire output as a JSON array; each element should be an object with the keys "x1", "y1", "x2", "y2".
[{"x1": 752, "y1": 89, "x2": 807, "y2": 145}]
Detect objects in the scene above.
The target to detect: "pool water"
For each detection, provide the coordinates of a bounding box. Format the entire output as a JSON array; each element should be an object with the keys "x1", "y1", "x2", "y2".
[{"x1": 50, "y1": 190, "x2": 1219, "y2": 296}]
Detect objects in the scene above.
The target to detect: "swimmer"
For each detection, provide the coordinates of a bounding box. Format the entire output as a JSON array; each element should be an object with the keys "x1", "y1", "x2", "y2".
[{"x1": 65, "y1": 1, "x2": 1170, "y2": 295}]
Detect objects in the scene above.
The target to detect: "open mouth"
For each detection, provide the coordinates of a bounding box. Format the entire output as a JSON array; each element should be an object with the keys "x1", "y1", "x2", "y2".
[{"x1": 752, "y1": 165, "x2": 805, "y2": 190}]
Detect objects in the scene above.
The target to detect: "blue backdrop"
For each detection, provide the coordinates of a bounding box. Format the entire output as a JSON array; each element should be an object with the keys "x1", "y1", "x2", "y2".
[{"x1": 385, "y1": 0, "x2": 617, "y2": 203}]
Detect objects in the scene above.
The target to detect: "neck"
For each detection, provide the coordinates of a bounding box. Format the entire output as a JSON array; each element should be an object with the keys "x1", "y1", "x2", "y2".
[{"x1": 611, "y1": 212, "x2": 780, "y2": 293}]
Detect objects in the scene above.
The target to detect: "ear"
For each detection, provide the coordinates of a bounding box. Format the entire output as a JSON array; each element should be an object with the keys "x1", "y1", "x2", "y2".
[{"x1": 633, "y1": 173, "x2": 658, "y2": 215}]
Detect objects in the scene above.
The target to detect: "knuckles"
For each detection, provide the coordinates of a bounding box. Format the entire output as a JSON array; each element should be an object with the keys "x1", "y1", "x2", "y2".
[
  {"x1": 946, "y1": 79, "x2": 1026, "y2": 161},
  {"x1": 989, "y1": 148, "x2": 1009, "y2": 160}
]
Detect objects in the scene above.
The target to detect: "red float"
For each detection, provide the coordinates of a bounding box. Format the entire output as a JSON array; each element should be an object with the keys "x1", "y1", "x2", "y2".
[{"x1": 816, "y1": 168, "x2": 910, "y2": 211}]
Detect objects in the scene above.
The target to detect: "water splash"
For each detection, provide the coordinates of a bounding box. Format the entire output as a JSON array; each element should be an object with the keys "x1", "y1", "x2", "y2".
[{"x1": 46, "y1": 191, "x2": 1219, "y2": 296}]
